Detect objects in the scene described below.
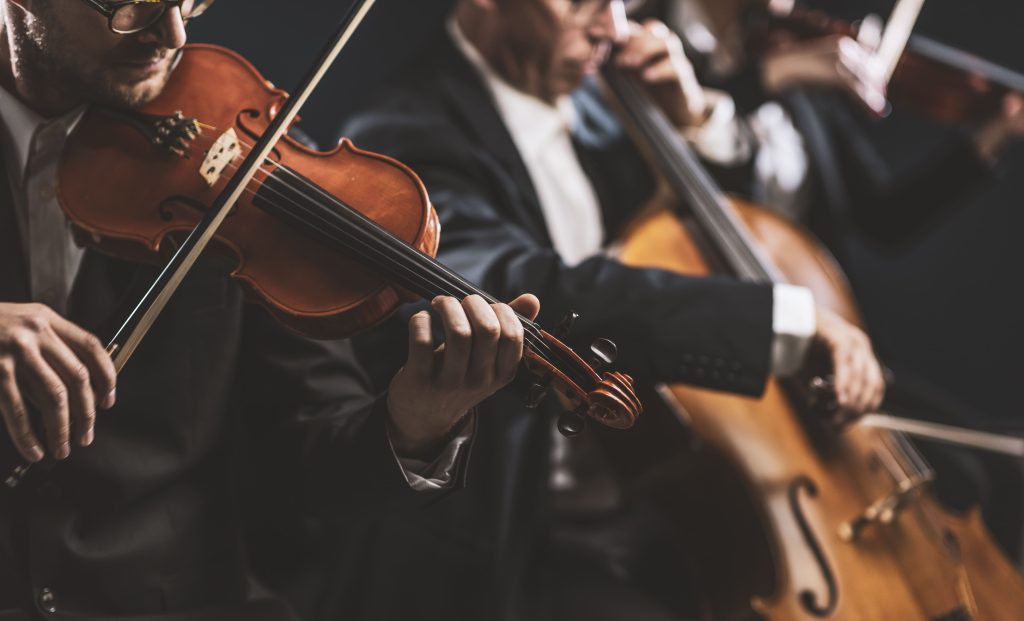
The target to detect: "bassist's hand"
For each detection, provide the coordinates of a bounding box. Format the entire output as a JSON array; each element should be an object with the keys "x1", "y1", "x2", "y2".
[{"x1": 811, "y1": 307, "x2": 885, "y2": 416}]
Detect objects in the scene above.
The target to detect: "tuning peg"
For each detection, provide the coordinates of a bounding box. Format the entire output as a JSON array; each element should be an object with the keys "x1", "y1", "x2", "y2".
[
  {"x1": 809, "y1": 375, "x2": 833, "y2": 395},
  {"x1": 554, "y1": 311, "x2": 579, "y2": 339},
  {"x1": 557, "y1": 410, "x2": 588, "y2": 438},
  {"x1": 526, "y1": 381, "x2": 549, "y2": 409},
  {"x1": 4, "y1": 464, "x2": 29, "y2": 489},
  {"x1": 807, "y1": 375, "x2": 840, "y2": 419},
  {"x1": 589, "y1": 338, "x2": 618, "y2": 370}
]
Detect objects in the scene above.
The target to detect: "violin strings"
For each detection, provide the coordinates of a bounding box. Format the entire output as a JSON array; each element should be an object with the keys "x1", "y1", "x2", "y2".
[
  {"x1": 252, "y1": 164, "x2": 584, "y2": 385},
  {"x1": 185, "y1": 134, "x2": 582, "y2": 384},
  {"x1": 185, "y1": 127, "x2": 576, "y2": 376},
  {"x1": 194, "y1": 131, "x2": 547, "y2": 336},
  {"x1": 239, "y1": 163, "x2": 586, "y2": 386},
  {"x1": 185, "y1": 132, "x2": 492, "y2": 309}
]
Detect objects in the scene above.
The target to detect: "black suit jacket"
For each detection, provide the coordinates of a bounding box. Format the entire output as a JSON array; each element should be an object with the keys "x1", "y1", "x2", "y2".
[
  {"x1": 0, "y1": 152, "x2": 467, "y2": 620},
  {"x1": 320, "y1": 32, "x2": 775, "y2": 621},
  {"x1": 782, "y1": 87, "x2": 991, "y2": 248}
]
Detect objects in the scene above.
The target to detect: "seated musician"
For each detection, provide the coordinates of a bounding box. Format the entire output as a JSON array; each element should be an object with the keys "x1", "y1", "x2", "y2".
[
  {"x1": 646, "y1": 0, "x2": 887, "y2": 222},
  {"x1": 334, "y1": 0, "x2": 884, "y2": 619},
  {"x1": 0, "y1": 1, "x2": 541, "y2": 619}
]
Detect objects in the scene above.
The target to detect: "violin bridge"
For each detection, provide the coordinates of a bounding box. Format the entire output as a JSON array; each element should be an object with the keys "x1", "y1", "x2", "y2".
[
  {"x1": 200, "y1": 128, "x2": 241, "y2": 187},
  {"x1": 838, "y1": 476, "x2": 928, "y2": 543}
]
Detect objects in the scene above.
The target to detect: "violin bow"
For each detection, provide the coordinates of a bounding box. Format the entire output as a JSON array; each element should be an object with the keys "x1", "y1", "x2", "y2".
[
  {"x1": 860, "y1": 415, "x2": 1024, "y2": 458},
  {"x1": 875, "y1": 0, "x2": 926, "y2": 84}
]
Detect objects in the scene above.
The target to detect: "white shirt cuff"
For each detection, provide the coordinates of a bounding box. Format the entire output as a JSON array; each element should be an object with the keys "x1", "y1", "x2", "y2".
[
  {"x1": 771, "y1": 283, "x2": 816, "y2": 377},
  {"x1": 387, "y1": 413, "x2": 475, "y2": 492},
  {"x1": 683, "y1": 88, "x2": 753, "y2": 166}
]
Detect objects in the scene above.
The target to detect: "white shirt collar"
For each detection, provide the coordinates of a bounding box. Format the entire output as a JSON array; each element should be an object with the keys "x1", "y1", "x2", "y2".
[
  {"x1": 446, "y1": 16, "x2": 578, "y2": 159},
  {"x1": 0, "y1": 84, "x2": 84, "y2": 180}
]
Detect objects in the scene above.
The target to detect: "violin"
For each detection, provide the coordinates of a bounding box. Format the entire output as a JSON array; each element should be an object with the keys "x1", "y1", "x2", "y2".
[
  {"x1": 602, "y1": 60, "x2": 1024, "y2": 619},
  {"x1": 747, "y1": 0, "x2": 1024, "y2": 125},
  {"x1": 4, "y1": 20, "x2": 642, "y2": 486}
]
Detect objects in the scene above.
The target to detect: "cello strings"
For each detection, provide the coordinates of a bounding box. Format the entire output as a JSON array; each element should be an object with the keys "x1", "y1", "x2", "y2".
[
  {"x1": 607, "y1": 68, "x2": 771, "y2": 282},
  {"x1": 608, "y1": 66, "x2": 937, "y2": 474},
  {"x1": 181, "y1": 133, "x2": 585, "y2": 385}
]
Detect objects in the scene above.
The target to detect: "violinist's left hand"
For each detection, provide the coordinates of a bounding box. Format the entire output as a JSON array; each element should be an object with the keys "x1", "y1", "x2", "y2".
[
  {"x1": 387, "y1": 294, "x2": 540, "y2": 461},
  {"x1": 812, "y1": 307, "x2": 886, "y2": 416},
  {"x1": 975, "y1": 92, "x2": 1024, "y2": 163},
  {"x1": 760, "y1": 34, "x2": 888, "y2": 116},
  {"x1": 615, "y1": 19, "x2": 709, "y2": 128}
]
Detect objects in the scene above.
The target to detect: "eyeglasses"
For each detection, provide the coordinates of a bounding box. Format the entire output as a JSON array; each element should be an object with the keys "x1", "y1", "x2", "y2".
[
  {"x1": 80, "y1": 0, "x2": 216, "y2": 35},
  {"x1": 566, "y1": 0, "x2": 622, "y2": 27}
]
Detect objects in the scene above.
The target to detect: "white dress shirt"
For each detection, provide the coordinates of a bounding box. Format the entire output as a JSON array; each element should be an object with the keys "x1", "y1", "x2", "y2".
[
  {"x1": 0, "y1": 86, "x2": 84, "y2": 316},
  {"x1": 0, "y1": 85, "x2": 462, "y2": 491}
]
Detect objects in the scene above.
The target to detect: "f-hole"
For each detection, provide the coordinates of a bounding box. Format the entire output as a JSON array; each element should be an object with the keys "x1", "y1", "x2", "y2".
[{"x1": 789, "y1": 476, "x2": 839, "y2": 617}]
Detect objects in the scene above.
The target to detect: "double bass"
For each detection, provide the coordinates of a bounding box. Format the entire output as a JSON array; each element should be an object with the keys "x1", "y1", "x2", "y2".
[{"x1": 603, "y1": 61, "x2": 1024, "y2": 619}]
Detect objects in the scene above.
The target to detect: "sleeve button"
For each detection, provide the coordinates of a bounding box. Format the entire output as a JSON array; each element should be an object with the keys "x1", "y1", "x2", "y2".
[{"x1": 37, "y1": 588, "x2": 57, "y2": 614}]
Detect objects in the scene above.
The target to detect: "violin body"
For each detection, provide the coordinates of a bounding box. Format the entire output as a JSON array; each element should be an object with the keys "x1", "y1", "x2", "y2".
[
  {"x1": 889, "y1": 38, "x2": 1020, "y2": 126},
  {"x1": 59, "y1": 44, "x2": 439, "y2": 339},
  {"x1": 618, "y1": 198, "x2": 1024, "y2": 620},
  {"x1": 746, "y1": 2, "x2": 1021, "y2": 127}
]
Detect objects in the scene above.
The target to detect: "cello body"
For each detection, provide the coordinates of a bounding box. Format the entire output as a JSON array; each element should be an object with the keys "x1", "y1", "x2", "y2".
[{"x1": 618, "y1": 198, "x2": 1024, "y2": 620}]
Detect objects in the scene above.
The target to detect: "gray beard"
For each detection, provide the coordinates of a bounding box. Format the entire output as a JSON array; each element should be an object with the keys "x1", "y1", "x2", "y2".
[{"x1": 14, "y1": 14, "x2": 161, "y2": 112}]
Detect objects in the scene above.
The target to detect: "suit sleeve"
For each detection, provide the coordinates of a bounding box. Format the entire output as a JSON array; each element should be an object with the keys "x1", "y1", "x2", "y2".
[
  {"x1": 236, "y1": 305, "x2": 472, "y2": 514},
  {"x1": 345, "y1": 107, "x2": 775, "y2": 396},
  {"x1": 784, "y1": 89, "x2": 991, "y2": 243}
]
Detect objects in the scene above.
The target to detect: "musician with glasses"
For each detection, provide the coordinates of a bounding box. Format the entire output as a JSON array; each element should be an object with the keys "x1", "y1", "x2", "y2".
[{"x1": 0, "y1": 1, "x2": 540, "y2": 618}]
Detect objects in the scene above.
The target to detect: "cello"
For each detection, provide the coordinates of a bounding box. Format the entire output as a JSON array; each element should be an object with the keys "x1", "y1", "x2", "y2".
[{"x1": 602, "y1": 60, "x2": 1024, "y2": 619}]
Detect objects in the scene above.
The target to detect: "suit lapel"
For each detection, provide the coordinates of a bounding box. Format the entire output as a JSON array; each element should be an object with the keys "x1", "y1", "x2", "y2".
[
  {"x1": 570, "y1": 80, "x2": 656, "y2": 240},
  {"x1": 0, "y1": 157, "x2": 29, "y2": 303},
  {"x1": 432, "y1": 35, "x2": 552, "y2": 246},
  {"x1": 0, "y1": 144, "x2": 144, "y2": 335}
]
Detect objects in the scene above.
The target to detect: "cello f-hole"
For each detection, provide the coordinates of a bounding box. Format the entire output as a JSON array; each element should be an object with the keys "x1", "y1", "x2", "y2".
[{"x1": 789, "y1": 476, "x2": 839, "y2": 617}]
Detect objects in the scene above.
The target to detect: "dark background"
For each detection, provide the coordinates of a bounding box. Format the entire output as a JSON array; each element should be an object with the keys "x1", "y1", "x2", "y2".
[
  {"x1": 189, "y1": 0, "x2": 1022, "y2": 426},
  {"x1": 190, "y1": 0, "x2": 455, "y2": 147}
]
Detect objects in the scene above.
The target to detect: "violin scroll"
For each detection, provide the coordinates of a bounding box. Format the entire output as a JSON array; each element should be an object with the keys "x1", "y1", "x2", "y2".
[{"x1": 522, "y1": 318, "x2": 642, "y2": 435}]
